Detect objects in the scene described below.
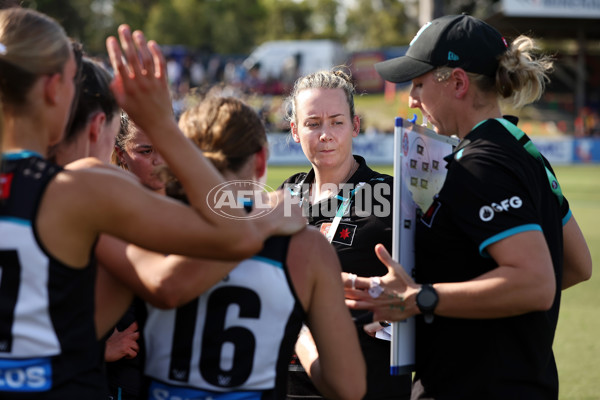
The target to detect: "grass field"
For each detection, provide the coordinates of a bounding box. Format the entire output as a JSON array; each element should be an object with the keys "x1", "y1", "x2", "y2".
[{"x1": 267, "y1": 164, "x2": 600, "y2": 400}]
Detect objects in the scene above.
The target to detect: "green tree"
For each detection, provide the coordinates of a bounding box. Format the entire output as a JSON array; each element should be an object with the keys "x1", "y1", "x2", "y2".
[
  {"x1": 345, "y1": 0, "x2": 412, "y2": 49},
  {"x1": 113, "y1": 0, "x2": 161, "y2": 31},
  {"x1": 257, "y1": 0, "x2": 312, "y2": 43},
  {"x1": 144, "y1": 0, "x2": 265, "y2": 54},
  {"x1": 304, "y1": 0, "x2": 340, "y2": 40}
]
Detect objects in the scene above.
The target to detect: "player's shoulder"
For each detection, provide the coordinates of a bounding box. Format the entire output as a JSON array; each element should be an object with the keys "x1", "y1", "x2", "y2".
[
  {"x1": 289, "y1": 226, "x2": 337, "y2": 263},
  {"x1": 291, "y1": 225, "x2": 328, "y2": 246}
]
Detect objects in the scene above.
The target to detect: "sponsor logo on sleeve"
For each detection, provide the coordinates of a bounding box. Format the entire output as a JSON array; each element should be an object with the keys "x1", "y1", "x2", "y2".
[{"x1": 479, "y1": 196, "x2": 523, "y2": 222}]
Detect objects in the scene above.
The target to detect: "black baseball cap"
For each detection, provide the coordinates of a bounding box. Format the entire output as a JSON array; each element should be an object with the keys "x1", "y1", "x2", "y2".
[{"x1": 375, "y1": 15, "x2": 508, "y2": 83}]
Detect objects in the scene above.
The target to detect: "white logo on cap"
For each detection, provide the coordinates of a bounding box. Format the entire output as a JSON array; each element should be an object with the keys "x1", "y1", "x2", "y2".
[{"x1": 410, "y1": 22, "x2": 432, "y2": 46}]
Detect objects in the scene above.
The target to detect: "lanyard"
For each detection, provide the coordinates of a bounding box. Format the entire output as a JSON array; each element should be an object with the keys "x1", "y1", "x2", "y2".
[
  {"x1": 325, "y1": 183, "x2": 364, "y2": 243},
  {"x1": 289, "y1": 177, "x2": 364, "y2": 243}
]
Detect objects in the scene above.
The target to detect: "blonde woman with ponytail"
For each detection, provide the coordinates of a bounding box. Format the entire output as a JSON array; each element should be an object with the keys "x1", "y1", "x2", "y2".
[{"x1": 347, "y1": 14, "x2": 592, "y2": 399}]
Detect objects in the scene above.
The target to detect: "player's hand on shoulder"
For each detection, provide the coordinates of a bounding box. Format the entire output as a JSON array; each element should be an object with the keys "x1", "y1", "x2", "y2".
[{"x1": 256, "y1": 190, "x2": 307, "y2": 237}]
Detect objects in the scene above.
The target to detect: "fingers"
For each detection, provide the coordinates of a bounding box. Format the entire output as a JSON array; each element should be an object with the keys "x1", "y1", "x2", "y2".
[
  {"x1": 124, "y1": 321, "x2": 139, "y2": 333},
  {"x1": 348, "y1": 275, "x2": 372, "y2": 290},
  {"x1": 125, "y1": 338, "x2": 140, "y2": 359},
  {"x1": 112, "y1": 26, "x2": 159, "y2": 82},
  {"x1": 345, "y1": 298, "x2": 376, "y2": 310},
  {"x1": 106, "y1": 36, "x2": 125, "y2": 78},
  {"x1": 148, "y1": 40, "x2": 166, "y2": 80},
  {"x1": 117, "y1": 25, "x2": 141, "y2": 77},
  {"x1": 132, "y1": 30, "x2": 154, "y2": 76},
  {"x1": 346, "y1": 298, "x2": 409, "y2": 322},
  {"x1": 374, "y1": 243, "x2": 414, "y2": 284},
  {"x1": 374, "y1": 243, "x2": 393, "y2": 267}
]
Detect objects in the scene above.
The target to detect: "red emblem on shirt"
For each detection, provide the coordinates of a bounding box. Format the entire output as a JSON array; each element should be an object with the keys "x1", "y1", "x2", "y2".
[
  {"x1": 0, "y1": 172, "x2": 13, "y2": 200},
  {"x1": 319, "y1": 222, "x2": 357, "y2": 246}
]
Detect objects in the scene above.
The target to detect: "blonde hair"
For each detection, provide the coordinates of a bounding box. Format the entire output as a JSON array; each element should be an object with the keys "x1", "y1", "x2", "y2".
[
  {"x1": 286, "y1": 66, "x2": 357, "y2": 125},
  {"x1": 0, "y1": 7, "x2": 71, "y2": 111},
  {"x1": 178, "y1": 97, "x2": 266, "y2": 173},
  {"x1": 434, "y1": 35, "x2": 553, "y2": 109},
  {"x1": 495, "y1": 35, "x2": 554, "y2": 108}
]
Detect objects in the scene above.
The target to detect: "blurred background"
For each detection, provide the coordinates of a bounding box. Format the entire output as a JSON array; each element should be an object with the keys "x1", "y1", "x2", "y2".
[
  {"x1": 4, "y1": 2, "x2": 597, "y2": 398},
  {"x1": 12, "y1": 0, "x2": 600, "y2": 144}
]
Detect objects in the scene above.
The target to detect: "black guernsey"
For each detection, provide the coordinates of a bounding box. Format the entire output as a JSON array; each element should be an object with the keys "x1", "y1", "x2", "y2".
[
  {"x1": 0, "y1": 152, "x2": 105, "y2": 400},
  {"x1": 413, "y1": 119, "x2": 570, "y2": 399},
  {"x1": 282, "y1": 155, "x2": 411, "y2": 400}
]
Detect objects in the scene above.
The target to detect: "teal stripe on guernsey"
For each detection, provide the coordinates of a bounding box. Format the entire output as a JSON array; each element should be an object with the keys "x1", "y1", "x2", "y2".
[
  {"x1": 479, "y1": 224, "x2": 542, "y2": 257},
  {"x1": 2, "y1": 150, "x2": 43, "y2": 160},
  {"x1": 562, "y1": 209, "x2": 572, "y2": 226},
  {"x1": 251, "y1": 255, "x2": 283, "y2": 269},
  {"x1": 0, "y1": 216, "x2": 31, "y2": 226}
]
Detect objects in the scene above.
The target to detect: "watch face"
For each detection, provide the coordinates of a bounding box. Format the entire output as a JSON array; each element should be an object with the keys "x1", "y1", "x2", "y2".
[{"x1": 419, "y1": 290, "x2": 437, "y2": 308}]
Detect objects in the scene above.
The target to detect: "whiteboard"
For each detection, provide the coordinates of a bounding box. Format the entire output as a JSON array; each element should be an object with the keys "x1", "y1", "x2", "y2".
[{"x1": 390, "y1": 117, "x2": 458, "y2": 375}]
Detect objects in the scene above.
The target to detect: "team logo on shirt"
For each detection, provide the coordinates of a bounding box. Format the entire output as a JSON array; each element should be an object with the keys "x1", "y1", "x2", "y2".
[
  {"x1": 420, "y1": 198, "x2": 441, "y2": 228},
  {"x1": 479, "y1": 196, "x2": 523, "y2": 222},
  {"x1": 320, "y1": 222, "x2": 357, "y2": 246},
  {"x1": 0, "y1": 172, "x2": 13, "y2": 200}
]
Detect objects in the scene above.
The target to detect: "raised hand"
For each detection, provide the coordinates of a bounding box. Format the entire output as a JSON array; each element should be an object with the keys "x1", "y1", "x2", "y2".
[{"x1": 106, "y1": 25, "x2": 172, "y2": 133}]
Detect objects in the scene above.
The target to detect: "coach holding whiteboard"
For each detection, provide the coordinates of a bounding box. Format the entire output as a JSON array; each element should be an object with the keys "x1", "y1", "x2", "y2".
[{"x1": 345, "y1": 14, "x2": 592, "y2": 400}]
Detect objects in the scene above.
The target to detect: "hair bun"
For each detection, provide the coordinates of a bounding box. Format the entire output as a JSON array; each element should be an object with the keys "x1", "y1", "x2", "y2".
[
  {"x1": 332, "y1": 67, "x2": 352, "y2": 83},
  {"x1": 203, "y1": 149, "x2": 229, "y2": 171}
]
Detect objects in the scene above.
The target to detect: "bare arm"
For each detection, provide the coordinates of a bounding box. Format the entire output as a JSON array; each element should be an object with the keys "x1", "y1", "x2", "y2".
[
  {"x1": 101, "y1": 26, "x2": 305, "y2": 255},
  {"x1": 561, "y1": 215, "x2": 592, "y2": 289},
  {"x1": 97, "y1": 234, "x2": 238, "y2": 309},
  {"x1": 93, "y1": 233, "x2": 240, "y2": 336},
  {"x1": 94, "y1": 263, "x2": 135, "y2": 337},
  {"x1": 346, "y1": 230, "x2": 557, "y2": 322},
  {"x1": 288, "y1": 228, "x2": 366, "y2": 400}
]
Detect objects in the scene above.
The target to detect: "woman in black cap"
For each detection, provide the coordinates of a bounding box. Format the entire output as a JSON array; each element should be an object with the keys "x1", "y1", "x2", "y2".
[{"x1": 345, "y1": 14, "x2": 592, "y2": 400}]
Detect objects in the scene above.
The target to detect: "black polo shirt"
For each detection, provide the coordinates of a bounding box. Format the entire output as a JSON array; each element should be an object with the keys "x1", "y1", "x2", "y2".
[
  {"x1": 414, "y1": 119, "x2": 570, "y2": 399},
  {"x1": 281, "y1": 155, "x2": 411, "y2": 400}
]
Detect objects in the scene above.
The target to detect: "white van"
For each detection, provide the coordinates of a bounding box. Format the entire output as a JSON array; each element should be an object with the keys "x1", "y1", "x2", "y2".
[{"x1": 243, "y1": 39, "x2": 348, "y2": 82}]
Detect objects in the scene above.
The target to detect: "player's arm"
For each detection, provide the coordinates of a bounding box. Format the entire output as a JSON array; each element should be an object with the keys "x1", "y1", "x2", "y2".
[
  {"x1": 432, "y1": 230, "x2": 556, "y2": 318},
  {"x1": 95, "y1": 258, "x2": 134, "y2": 338},
  {"x1": 93, "y1": 234, "x2": 238, "y2": 332},
  {"x1": 104, "y1": 26, "x2": 305, "y2": 255},
  {"x1": 561, "y1": 215, "x2": 592, "y2": 289},
  {"x1": 346, "y1": 230, "x2": 557, "y2": 322},
  {"x1": 288, "y1": 228, "x2": 366, "y2": 400}
]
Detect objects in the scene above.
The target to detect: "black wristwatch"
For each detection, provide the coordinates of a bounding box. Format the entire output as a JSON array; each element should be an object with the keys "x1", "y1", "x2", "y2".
[{"x1": 416, "y1": 284, "x2": 439, "y2": 324}]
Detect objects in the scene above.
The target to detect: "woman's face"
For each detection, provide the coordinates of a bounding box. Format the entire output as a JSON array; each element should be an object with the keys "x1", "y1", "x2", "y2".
[
  {"x1": 117, "y1": 128, "x2": 165, "y2": 192},
  {"x1": 408, "y1": 71, "x2": 453, "y2": 136},
  {"x1": 291, "y1": 88, "x2": 359, "y2": 171}
]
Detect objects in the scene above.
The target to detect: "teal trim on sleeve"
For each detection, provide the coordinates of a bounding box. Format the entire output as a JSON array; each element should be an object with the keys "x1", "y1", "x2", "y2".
[
  {"x1": 0, "y1": 216, "x2": 31, "y2": 226},
  {"x1": 251, "y1": 255, "x2": 283, "y2": 269},
  {"x1": 479, "y1": 224, "x2": 542, "y2": 257},
  {"x1": 562, "y1": 209, "x2": 572, "y2": 226},
  {"x1": 3, "y1": 150, "x2": 43, "y2": 160}
]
